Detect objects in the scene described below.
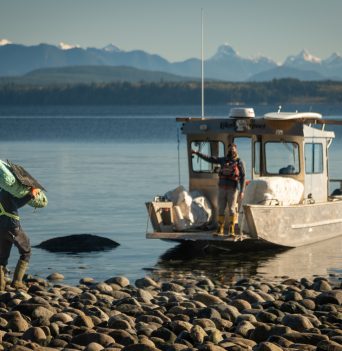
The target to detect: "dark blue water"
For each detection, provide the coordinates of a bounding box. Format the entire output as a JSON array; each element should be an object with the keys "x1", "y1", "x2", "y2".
[{"x1": 0, "y1": 104, "x2": 341, "y2": 285}]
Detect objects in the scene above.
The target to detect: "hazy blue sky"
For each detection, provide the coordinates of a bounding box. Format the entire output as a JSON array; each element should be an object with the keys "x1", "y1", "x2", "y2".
[{"x1": 1, "y1": 0, "x2": 341, "y2": 63}]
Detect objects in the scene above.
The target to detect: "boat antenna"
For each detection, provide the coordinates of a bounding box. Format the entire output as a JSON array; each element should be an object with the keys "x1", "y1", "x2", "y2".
[
  {"x1": 177, "y1": 126, "x2": 181, "y2": 185},
  {"x1": 201, "y1": 8, "x2": 205, "y2": 119}
]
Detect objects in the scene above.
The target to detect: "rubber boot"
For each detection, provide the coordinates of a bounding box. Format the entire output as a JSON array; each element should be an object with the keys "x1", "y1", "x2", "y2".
[
  {"x1": 11, "y1": 260, "x2": 28, "y2": 289},
  {"x1": 0, "y1": 266, "x2": 6, "y2": 292},
  {"x1": 214, "y1": 215, "x2": 225, "y2": 236},
  {"x1": 227, "y1": 214, "x2": 238, "y2": 237}
]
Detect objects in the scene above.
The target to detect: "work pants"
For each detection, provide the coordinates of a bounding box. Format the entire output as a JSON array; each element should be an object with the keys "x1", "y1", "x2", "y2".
[
  {"x1": 0, "y1": 226, "x2": 31, "y2": 266},
  {"x1": 218, "y1": 186, "x2": 238, "y2": 216}
]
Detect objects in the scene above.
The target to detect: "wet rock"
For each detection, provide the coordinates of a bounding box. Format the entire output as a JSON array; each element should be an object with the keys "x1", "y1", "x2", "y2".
[
  {"x1": 71, "y1": 332, "x2": 116, "y2": 347},
  {"x1": 47, "y1": 272, "x2": 64, "y2": 281},
  {"x1": 316, "y1": 339, "x2": 342, "y2": 351},
  {"x1": 316, "y1": 290, "x2": 342, "y2": 305},
  {"x1": 6, "y1": 311, "x2": 30, "y2": 332},
  {"x1": 253, "y1": 341, "x2": 284, "y2": 351},
  {"x1": 282, "y1": 331, "x2": 329, "y2": 346},
  {"x1": 281, "y1": 313, "x2": 315, "y2": 332},
  {"x1": 237, "y1": 290, "x2": 266, "y2": 304},
  {"x1": 22, "y1": 326, "x2": 47, "y2": 344},
  {"x1": 35, "y1": 234, "x2": 119, "y2": 252},
  {"x1": 192, "y1": 293, "x2": 224, "y2": 306},
  {"x1": 312, "y1": 278, "x2": 332, "y2": 292}
]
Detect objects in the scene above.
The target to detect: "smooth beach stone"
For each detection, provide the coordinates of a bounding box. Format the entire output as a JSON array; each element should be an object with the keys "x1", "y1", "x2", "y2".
[
  {"x1": 135, "y1": 277, "x2": 160, "y2": 289},
  {"x1": 50, "y1": 312, "x2": 74, "y2": 323},
  {"x1": 192, "y1": 318, "x2": 217, "y2": 330},
  {"x1": 197, "y1": 307, "x2": 222, "y2": 319},
  {"x1": 137, "y1": 289, "x2": 154, "y2": 304},
  {"x1": 234, "y1": 320, "x2": 255, "y2": 337},
  {"x1": 219, "y1": 336, "x2": 257, "y2": 349},
  {"x1": 316, "y1": 290, "x2": 342, "y2": 305},
  {"x1": 22, "y1": 326, "x2": 47, "y2": 344},
  {"x1": 105, "y1": 276, "x2": 130, "y2": 287},
  {"x1": 215, "y1": 304, "x2": 240, "y2": 322},
  {"x1": 300, "y1": 298, "x2": 316, "y2": 310},
  {"x1": 121, "y1": 343, "x2": 160, "y2": 351},
  {"x1": 85, "y1": 342, "x2": 105, "y2": 351},
  {"x1": 80, "y1": 277, "x2": 96, "y2": 285},
  {"x1": 47, "y1": 272, "x2": 65, "y2": 281},
  {"x1": 230, "y1": 299, "x2": 252, "y2": 312},
  {"x1": 206, "y1": 337, "x2": 226, "y2": 350},
  {"x1": 255, "y1": 310, "x2": 278, "y2": 323},
  {"x1": 254, "y1": 341, "x2": 285, "y2": 351},
  {"x1": 282, "y1": 331, "x2": 329, "y2": 346},
  {"x1": 189, "y1": 324, "x2": 207, "y2": 344},
  {"x1": 108, "y1": 329, "x2": 138, "y2": 346},
  {"x1": 192, "y1": 292, "x2": 224, "y2": 306},
  {"x1": 73, "y1": 314, "x2": 95, "y2": 328},
  {"x1": 237, "y1": 290, "x2": 266, "y2": 304},
  {"x1": 281, "y1": 313, "x2": 315, "y2": 332},
  {"x1": 6, "y1": 311, "x2": 30, "y2": 332},
  {"x1": 71, "y1": 332, "x2": 115, "y2": 347},
  {"x1": 31, "y1": 305, "x2": 56, "y2": 321},
  {"x1": 151, "y1": 326, "x2": 177, "y2": 343}
]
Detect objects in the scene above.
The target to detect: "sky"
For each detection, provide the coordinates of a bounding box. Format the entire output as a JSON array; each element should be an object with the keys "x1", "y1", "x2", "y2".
[{"x1": 1, "y1": 0, "x2": 341, "y2": 64}]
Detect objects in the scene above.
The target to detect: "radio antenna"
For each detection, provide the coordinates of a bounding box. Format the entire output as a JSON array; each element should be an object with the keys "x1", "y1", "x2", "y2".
[{"x1": 201, "y1": 8, "x2": 205, "y2": 119}]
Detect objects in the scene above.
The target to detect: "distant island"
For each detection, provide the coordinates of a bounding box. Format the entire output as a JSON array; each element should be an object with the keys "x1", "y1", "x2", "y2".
[{"x1": 0, "y1": 78, "x2": 341, "y2": 105}]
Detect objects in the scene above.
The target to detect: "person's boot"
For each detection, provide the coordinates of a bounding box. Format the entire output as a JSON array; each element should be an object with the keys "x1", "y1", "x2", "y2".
[
  {"x1": 0, "y1": 266, "x2": 6, "y2": 292},
  {"x1": 214, "y1": 215, "x2": 225, "y2": 236},
  {"x1": 11, "y1": 260, "x2": 28, "y2": 289},
  {"x1": 227, "y1": 214, "x2": 238, "y2": 237}
]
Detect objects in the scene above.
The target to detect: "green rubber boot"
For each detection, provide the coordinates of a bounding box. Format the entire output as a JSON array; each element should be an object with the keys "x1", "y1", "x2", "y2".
[
  {"x1": 0, "y1": 266, "x2": 6, "y2": 292},
  {"x1": 11, "y1": 260, "x2": 28, "y2": 289},
  {"x1": 214, "y1": 215, "x2": 225, "y2": 236},
  {"x1": 227, "y1": 214, "x2": 238, "y2": 237}
]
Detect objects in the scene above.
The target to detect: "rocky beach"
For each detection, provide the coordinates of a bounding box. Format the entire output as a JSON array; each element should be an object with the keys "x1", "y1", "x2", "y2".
[{"x1": 0, "y1": 272, "x2": 341, "y2": 351}]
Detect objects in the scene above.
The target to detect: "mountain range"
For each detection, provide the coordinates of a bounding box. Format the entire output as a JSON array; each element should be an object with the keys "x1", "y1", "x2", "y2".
[{"x1": 0, "y1": 40, "x2": 342, "y2": 82}]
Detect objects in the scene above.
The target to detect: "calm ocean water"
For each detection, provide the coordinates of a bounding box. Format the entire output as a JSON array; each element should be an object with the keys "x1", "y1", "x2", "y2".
[{"x1": 0, "y1": 104, "x2": 341, "y2": 285}]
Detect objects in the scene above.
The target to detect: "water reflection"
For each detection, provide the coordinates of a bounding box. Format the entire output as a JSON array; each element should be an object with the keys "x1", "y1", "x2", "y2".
[{"x1": 151, "y1": 236, "x2": 342, "y2": 284}]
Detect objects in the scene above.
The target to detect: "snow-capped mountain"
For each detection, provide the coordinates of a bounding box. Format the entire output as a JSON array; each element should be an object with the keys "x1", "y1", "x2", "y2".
[
  {"x1": 58, "y1": 42, "x2": 81, "y2": 50},
  {"x1": 0, "y1": 40, "x2": 341, "y2": 81},
  {"x1": 0, "y1": 39, "x2": 11, "y2": 46},
  {"x1": 284, "y1": 49, "x2": 322, "y2": 66},
  {"x1": 102, "y1": 44, "x2": 121, "y2": 53}
]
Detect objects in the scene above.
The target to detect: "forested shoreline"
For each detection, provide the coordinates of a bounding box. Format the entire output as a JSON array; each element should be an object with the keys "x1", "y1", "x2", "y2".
[{"x1": 0, "y1": 79, "x2": 341, "y2": 105}]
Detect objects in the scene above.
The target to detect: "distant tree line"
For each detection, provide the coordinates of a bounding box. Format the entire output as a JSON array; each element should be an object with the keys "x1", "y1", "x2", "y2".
[{"x1": 0, "y1": 79, "x2": 341, "y2": 105}]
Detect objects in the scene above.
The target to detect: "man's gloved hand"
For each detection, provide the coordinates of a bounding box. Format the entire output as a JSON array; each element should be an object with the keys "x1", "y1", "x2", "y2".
[{"x1": 31, "y1": 188, "x2": 40, "y2": 197}]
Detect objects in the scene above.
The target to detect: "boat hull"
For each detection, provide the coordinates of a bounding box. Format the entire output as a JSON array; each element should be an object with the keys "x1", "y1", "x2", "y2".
[{"x1": 243, "y1": 200, "x2": 342, "y2": 247}]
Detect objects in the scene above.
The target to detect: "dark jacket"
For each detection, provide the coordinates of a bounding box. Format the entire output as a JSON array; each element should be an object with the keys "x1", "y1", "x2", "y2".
[
  {"x1": 0, "y1": 189, "x2": 33, "y2": 229},
  {"x1": 196, "y1": 153, "x2": 246, "y2": 192}
]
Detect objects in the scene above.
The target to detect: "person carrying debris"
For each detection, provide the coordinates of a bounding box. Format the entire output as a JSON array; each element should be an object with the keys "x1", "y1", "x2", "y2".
[
  {"x1": 192, "y1": 143, "x2": 245, "y2": 237},
  {"x1": 0, "y1": 187, "x2": 40, "y2": 290},
  {"x1": 0, "y1": 160, "x2": 47, "y2": 291}
]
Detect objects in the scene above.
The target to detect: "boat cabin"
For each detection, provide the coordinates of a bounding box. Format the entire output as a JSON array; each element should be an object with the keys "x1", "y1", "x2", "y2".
[{"x1": 180, "y1": 108, "x2": 334, "y2": 219}]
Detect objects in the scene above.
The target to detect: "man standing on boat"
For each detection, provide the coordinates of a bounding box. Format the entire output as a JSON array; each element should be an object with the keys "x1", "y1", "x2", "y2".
[{"x1": 192, "y1": 143, "x2": 245, "y2": 237}]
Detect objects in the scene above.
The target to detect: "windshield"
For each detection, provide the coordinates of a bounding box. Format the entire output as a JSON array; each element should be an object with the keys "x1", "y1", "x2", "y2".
[{"x1": 265, "y1": 141, "x2": 300, "y2": 174}]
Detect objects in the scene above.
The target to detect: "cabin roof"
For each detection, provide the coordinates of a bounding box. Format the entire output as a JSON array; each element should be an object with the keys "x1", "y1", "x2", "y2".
[{"x1": 177, "y1": 116, "x2": 336, "y2": 139}]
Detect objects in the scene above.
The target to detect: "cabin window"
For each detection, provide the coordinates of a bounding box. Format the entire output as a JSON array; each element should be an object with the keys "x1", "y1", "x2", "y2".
[
  {"x1": 265, "y1": 141, "x2": 300, "y2": 175},
  {"x1": 305, "y1": 143, "x2": 323, "y2": 174},
  {"x1": 191, "y1": 141, "x2": 225, "y2": 173}
]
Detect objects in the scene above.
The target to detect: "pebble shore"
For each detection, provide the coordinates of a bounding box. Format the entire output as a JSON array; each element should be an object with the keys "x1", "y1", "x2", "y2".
[{"x1": 0, "y1": 273, "x2": 341, "y2": 351}]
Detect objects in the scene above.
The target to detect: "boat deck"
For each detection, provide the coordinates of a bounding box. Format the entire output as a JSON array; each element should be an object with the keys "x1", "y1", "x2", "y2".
[{"x1": 146, "y1": 230, "x2": 252, "y2": 242}]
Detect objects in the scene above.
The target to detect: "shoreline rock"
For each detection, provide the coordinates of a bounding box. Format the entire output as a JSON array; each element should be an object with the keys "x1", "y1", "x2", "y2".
[
  {"x1": 0, "y1": 273, "x2": 341, "y2": 350},
  {"x1": 34, "y1": 234, "x2": 120, "y2": 252}
]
